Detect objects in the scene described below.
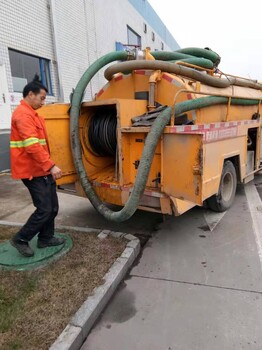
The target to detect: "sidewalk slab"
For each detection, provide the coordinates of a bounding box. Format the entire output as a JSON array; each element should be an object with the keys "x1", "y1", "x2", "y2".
[
  {"x1": 131, "y1": 189, "x2": 262, "y2": 291},
  {"x1": 82, "y1": 276, "x2": 262, "y2": 350},
  {"x1": 81, "y1": 185, "x2": 262, "y2": 350}
]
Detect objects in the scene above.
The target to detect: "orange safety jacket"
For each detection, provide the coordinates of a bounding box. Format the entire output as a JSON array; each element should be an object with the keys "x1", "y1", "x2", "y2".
[{"x1": 10, "y1": 100, "x2": 55, "y2": 179}]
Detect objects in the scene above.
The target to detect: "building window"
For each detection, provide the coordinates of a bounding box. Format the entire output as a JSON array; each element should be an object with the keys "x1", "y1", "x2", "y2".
[
  {"x1": 127, "y1": 26, "x2": 141, "y2": 48},
  {"x1": 8, "y1": 49, "x2": 53, "y2": 94},
  {"x1": 143, "y1": 23, "x2": 147, "y2": 33},
  {"x1": 161, "y1": 42, "x2": 164, "y2": 50},
  {"x1": 152, "y1": 32, "x2": 155, "y2": 42}
]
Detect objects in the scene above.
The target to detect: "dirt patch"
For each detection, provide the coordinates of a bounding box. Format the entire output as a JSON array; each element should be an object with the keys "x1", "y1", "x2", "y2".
[{"x1": 0, "y1": 224, "x2": 126, "y2": 350}]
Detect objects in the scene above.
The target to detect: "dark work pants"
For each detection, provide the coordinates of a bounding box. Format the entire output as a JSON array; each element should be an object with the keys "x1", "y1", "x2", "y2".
[{"x1": 14, "y1": 174, "x2": 59, "y2": 243}]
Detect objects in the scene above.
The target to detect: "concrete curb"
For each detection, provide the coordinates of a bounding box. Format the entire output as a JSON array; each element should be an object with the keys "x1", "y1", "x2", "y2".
[
  {"x1": 0, "y1": 220, "x2": 101, "y2": 234},
  {"x1": 49, "y1": 231, "x2": 140, "y2": 350},
  {"x1": 0, "y1": 220, "x2": 140, "y2": 350}
]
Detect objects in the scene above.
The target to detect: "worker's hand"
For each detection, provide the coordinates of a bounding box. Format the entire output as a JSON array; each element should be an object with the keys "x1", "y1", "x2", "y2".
[{"x1": 50, "y1": 165, "x2": 62, "y2": 181}]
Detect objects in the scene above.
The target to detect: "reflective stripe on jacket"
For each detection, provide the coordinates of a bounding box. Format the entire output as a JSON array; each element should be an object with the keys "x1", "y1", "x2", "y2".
[
  {"x1": 10, "y1": 100, "x2": 55, "y2": 179},
  {"x1": 10, "y1": 137, "x2": 47, "y2": 148}
]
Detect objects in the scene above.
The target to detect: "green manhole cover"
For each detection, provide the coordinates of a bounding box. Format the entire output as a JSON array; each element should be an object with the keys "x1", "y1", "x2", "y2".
[{"x1": 0, "y1": 233, "x2": 73, "y2": 271}]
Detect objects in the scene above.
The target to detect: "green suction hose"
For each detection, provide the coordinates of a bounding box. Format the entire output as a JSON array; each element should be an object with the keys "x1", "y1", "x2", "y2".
[
  {"x1": 69, "y1": 51, "x2": 129, "y2": 121},
  {"x1": 70, "y1": 51, "x2": 260, "y2": 222},
  {"x1": 104, "y1": 60, "x2": 262, "y2": 90},
  {"x1": 169, "y1": 57, "x2": 214, "y2": 69},
  {"x1": 152, "y1": 47, "x2": 221, "y2": 69},
  {"x1": 104, "y1": 60, "x2": 229, "y2": 88},
  {"x1": 176, "y1": 47, "x2": 221, "y2": 66}
]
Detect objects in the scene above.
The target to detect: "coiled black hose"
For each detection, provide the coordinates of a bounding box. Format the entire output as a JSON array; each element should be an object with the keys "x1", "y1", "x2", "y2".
[{"x1": 88, "y1": 111, "x2": 117, "y2": 156}]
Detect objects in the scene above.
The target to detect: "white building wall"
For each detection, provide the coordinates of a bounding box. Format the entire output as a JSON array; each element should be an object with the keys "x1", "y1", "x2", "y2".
[
  {"x1": 52, "y1": 0, "x2": 91, "y2": 102},
  {"x1": 0, "y1": 0, "x2": 179, "y2": 170},
  {"x1": 89, "y1": 0, "x2": 173, "y2": 98},
  {"x1": 0, "y1": 0, "x2": 177, "y2": 104},
  {"x1": 53, "y1": 0, "x2": 175, "y2": 102},
  {"x1": 0, "y1": 0, "x2": 58, "y2": 101}
]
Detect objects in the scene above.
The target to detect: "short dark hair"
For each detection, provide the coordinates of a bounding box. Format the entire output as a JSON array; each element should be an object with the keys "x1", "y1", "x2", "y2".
[{"x1": 23, "y1": 77, "x2": 48, "y2": 98}]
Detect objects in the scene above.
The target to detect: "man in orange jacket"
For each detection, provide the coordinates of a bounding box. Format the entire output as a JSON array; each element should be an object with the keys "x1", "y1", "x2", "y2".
[{"x1": 10, "y1": 79, "x2": 64, "y2": 257}]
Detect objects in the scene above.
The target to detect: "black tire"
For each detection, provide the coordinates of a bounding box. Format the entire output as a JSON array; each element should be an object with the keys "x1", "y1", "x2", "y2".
[{"x1": 207, "y1": 160, "x2": 237, "y2": 212}]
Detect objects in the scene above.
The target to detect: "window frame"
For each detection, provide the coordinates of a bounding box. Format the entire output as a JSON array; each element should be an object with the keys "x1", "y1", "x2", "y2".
[
  {"x1": 127, "y1": 25, "x2": 141, "y2": 48},
  {"x1": 8, "y1": 48, "x2": 53, "y2": 95},
  {"x1": 39, "y1": 58, "x2": 53, "y2": 95},
  {"x1": 152, "y1": 32, "x2": 155, "y2": 42}
]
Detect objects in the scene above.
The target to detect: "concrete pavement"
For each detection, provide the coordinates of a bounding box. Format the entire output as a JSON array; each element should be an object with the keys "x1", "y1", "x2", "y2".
[
  {"x1": 81, "y1": 181, "x2": 262, "y2": 350},
  {"x1": 2, "y1": 174, "x2": 262, "y2": 349},
  {"x1": 0, "y1": 174, "x2": 162, "y2": 235}
]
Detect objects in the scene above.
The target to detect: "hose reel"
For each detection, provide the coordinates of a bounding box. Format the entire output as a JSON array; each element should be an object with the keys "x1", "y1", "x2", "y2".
[{"x1": 88, "y1": 111, "x2": 117, "y2": 156}]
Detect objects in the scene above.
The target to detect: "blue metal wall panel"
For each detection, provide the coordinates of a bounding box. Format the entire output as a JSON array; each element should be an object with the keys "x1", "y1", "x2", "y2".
[{"x1": 128, "y1": 0, "x2": 180, "y2": 50}]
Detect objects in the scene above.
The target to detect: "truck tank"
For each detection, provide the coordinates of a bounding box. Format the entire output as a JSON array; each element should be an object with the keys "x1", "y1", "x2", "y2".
[{"x1": 42, "y1": 48, "x2": 262, "y2": 221}]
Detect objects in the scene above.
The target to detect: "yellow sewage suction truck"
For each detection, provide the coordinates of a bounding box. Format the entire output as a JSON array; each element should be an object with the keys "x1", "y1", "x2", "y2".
[{"x1": 41, "y1": 47, "x2": 262, "y2": 222}]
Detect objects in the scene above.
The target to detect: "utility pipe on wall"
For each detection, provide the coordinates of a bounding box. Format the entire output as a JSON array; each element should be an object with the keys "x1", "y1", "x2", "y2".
[{"x1": 49, "y1": 0, "x2": 64, "y2": 102}]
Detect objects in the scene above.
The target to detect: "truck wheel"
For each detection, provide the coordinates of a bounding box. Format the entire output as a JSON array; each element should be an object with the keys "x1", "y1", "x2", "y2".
[{"x1": 207, "y1": 160, "x2": 237, "y2": 212}]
